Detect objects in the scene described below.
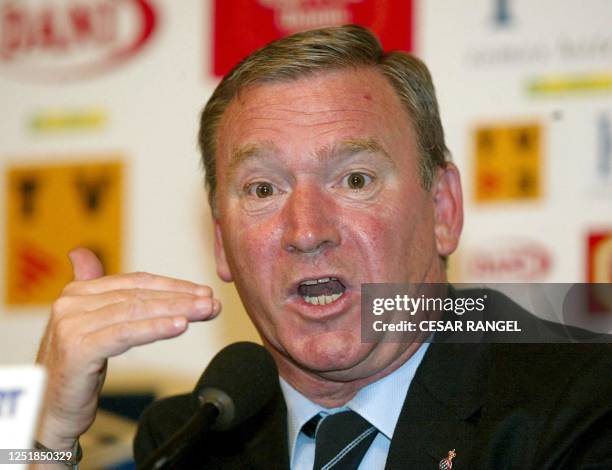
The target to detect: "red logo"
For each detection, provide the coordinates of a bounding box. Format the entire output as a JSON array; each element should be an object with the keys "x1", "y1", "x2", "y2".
[
  {"x1": 587, "y1": 231, "x2": 612, "y2": 282},
  {"x1": 0, "y1": 0, "x2": 158, "y2": 82},
  {"x1": 582, "y1": 231, "x2": 612, "y2": 321},
  {"x1": 466, "y1": 238, "x2": 552, "y2": 281},
  {"x1": 213, "y1": 0, "x2": 414, "y2": 77},
  {"x1": 15, "y1": 241, "x2": 58, "y2": 295}
]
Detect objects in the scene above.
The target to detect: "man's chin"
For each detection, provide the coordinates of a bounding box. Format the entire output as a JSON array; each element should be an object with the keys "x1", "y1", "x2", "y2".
[{"x1": 289, "y1": 331, "x2": 373, "y2": 377}]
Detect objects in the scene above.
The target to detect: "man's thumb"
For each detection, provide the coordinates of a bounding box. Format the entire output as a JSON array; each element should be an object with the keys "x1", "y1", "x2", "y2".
[{"x1": 68, "y1": 247, "x2": 105, "y2": 281}]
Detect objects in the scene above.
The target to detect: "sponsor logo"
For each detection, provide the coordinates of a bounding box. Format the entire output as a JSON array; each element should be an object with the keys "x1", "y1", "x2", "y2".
[
  {"x1": 213, "y1": 0, "x2": 413, "y2": 76},
  {"x1": 29, "y1": 108, "x2": 107, "y2": 133},
  {"x1": 586, "y1": 113, "x2": 612, "y2": 198},
  {"x1": 578, "y1": 228, "x2": 611, "y2": 323},
  {"x1": 466, "y1": 2, "x2": 612, "y2": 74},
  {"x1": 473, "y1": 122, "x2": 542, "y2": 203},
  {"x1": 260, "y1": 0, "x2": 362, "y2": 32},
  {"x1": 465, "y1": 238, "x2": 552, "y2": 281},
  {"x1": 491, "y1": 0, "x2": 513, "y2": 27},
  {"x1": 5, "y1": 159, "x2": 123, "y2": 304},
  {"x1": 596, "y1": 113, "x2": 611, "y2": 184},
  {"x1": 527, "y1": 72, "x2": 612, "y2": 96},
  {"x1": 0, "y1": 0, "x2": 158, "y2": 82},
  {"x1": 587, "y1": 231, "x2": 612, "y2": 283}
]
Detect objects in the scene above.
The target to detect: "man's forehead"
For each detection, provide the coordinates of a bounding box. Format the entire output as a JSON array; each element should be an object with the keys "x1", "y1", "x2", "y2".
[
  {"x1": 226, "y1": 67, "x2": 398, "y2": 115},
  {"x1": 218, "y1": 69, "x2": 410, "y2": 136},
  {"x1": 227, "y1": 137, "x2": 393, "y2": 174},
  {"x1": 213, "y1": 67, "x2": 419, "y2": 182}
]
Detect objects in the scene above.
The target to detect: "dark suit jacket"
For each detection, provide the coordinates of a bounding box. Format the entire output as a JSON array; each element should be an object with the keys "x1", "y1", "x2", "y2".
[{"x1": 134, "y1": 290, "x2": 612, "y2": 469}]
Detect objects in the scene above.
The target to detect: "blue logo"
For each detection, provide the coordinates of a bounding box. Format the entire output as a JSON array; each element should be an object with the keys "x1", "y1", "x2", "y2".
[
  {"x1": 0, "y1": 389, "x2": 24, "y2": 418},
  {"x1": 597, "y1": 113, "x2": 611, "y2": 181},
  {"x1": 493, "y1": 0, "x2": 513, "y2": 27}
]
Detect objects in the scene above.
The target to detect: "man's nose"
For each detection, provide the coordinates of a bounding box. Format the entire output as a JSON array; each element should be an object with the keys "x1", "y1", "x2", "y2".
[{"x1": 281, "y1": 184, "x2": 341, "y2": 254}]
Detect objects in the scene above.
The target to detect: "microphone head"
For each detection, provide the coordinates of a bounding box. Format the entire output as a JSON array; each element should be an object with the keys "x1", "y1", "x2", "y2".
[{"x1": 192, "y1": 342, "x2": 279, "y2": 431}]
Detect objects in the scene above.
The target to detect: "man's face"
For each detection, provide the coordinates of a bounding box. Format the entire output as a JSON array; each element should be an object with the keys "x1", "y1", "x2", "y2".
[{"x1": 213, "y1": 68, "x2": 462, "y2": 385}]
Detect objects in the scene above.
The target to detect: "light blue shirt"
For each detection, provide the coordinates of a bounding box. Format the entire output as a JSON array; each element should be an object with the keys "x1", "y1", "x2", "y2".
[{"x1": 280, "y1": 343, "x2": 430, "y2": 470}]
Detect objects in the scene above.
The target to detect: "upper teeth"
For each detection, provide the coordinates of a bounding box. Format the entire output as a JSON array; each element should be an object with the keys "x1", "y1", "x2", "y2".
[
  {"x1": 302, "y1": 277, "x2": 336, "y2": 286},
  {"x1": 304, "y1": 292, "x2": 343, "y2": 306}
]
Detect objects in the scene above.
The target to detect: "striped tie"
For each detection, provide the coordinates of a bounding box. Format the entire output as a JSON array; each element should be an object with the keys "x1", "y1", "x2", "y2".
[{"x1": 304, "y1": 410, "x2": 378, "y2": 470}]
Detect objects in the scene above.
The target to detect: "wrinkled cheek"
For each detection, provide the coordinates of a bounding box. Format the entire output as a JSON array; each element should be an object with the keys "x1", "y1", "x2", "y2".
[
  {"x1": 226, "y1": 219, "x2": 279, "y2": 272},
  {"x1": 359, "y1": 204, "x2": 433, "y2": 280},
  {"x1": 224, "y1": 222, "x2": 283, "y2": 318},
  {"x1": 354, "y1": 213, "x2": 410, "y2": 272}
]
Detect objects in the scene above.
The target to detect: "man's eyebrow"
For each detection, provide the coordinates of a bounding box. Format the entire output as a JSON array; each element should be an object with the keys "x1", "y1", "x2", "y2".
[
  {"x1": 228, "y1": 142, "x2": 278, "y2": 175},
  {"x1": 227, "y1": 138, "x2": 393, "y2": 177},
  {"x1": 317, "y1": 138, "x2": 393, "y2": 163}
]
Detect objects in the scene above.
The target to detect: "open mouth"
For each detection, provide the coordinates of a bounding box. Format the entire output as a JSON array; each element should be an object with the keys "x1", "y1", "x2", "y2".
[{"x1": 297, "y1": 277, "x2": 346, "y2": 306}]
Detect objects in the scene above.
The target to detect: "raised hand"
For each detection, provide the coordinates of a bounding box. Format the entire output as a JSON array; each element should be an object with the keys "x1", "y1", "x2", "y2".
[{"x1": 35, "y1": 247, "x2": 221, "y2": 451}]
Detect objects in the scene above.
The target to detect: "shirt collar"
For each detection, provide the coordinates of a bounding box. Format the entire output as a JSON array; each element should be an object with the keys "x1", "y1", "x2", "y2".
[
  {"x1": 280, "y1": 377, "x2": 331, "y2": 465},
  {"x1": 280, "y1": 342, "x2": 429, "y2": 462},
  {"x1": 347, "y1": 342, "x2": 429, "y2": 439}
]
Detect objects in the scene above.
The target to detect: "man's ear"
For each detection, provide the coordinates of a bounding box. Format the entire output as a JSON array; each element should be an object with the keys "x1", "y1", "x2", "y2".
[
  {"x1": 214, "y1": 219, "x2": 233, "y2": 282},
  {"x1": 432, "y1": 162, "x2": 464, "y2": 257}
]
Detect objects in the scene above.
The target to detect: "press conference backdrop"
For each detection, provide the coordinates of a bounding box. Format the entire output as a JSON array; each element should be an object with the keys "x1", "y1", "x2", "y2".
[{"x1": 0, "y1": 0, "x2": 610, "y2": 467}]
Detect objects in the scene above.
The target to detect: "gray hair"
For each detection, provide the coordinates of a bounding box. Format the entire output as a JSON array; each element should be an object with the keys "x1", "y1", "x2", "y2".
[{"x1": 198, "y1": 24, "x2": 448, "y2": 215}]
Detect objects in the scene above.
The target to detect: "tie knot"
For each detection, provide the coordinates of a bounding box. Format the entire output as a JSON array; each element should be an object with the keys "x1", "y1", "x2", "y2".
[{"x1": 304, "y1": 410, "x2": 378, "y2": 470}]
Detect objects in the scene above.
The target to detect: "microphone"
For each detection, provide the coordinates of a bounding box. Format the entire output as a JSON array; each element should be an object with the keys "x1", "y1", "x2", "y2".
[{"x1": 138, "y1": 342, "x2": 279, "y2": 470}]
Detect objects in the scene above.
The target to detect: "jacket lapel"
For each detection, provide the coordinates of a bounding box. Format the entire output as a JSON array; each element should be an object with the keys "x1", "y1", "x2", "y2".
[
  {"x1": 234, "y1": 343, "x2": 489, "y2": 469},
  {"x1": 240, "y1": 388, "x2": 290, "y2": 470},
  {"x1": 386, "y1": 342, "x2": 490, "y2": 469}
]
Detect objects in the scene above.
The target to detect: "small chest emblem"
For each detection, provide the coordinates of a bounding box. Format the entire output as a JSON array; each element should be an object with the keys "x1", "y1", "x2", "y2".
[{"x1": 438, "y1": 449, "x2": 457, "y2": 470}]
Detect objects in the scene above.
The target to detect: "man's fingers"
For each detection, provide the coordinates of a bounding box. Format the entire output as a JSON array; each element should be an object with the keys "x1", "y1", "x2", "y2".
[
  {"x1": 37, "y1": 256, "x2": 219, "y2": 452},
  {"x1": 82, "y1": 316, "x2": 189, "y2": 358},
  {"x1": 69, "y1": 248, "x2": 104, "y2": 281},
  {"x1": 63, "y1": 271, "x2": 212, "y2": 297},
  {"x1": 63, "y1": 295, "x2": 221, "y2": 334},
  {"x1": 57, "y1": 289, "x2": 213, "y2": 315}
]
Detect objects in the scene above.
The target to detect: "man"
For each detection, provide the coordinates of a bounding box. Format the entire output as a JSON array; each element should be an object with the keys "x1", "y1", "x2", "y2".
[{"x1": 36, "y1": 25, "x2": 610, "y2": 469}]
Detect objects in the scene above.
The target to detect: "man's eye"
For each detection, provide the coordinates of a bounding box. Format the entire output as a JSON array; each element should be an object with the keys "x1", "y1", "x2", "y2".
[
  {"x1": 247, "y1": 182, "x2": 276, "y2": 198},
  {"x1": 344, "y1": 172, "x2": 373, "y2": 190}
]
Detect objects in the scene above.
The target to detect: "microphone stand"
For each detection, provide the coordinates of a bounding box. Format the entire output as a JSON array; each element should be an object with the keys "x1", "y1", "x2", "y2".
[{"x1": 138, "y1": 402, "x2": 220, "y2": 470}]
